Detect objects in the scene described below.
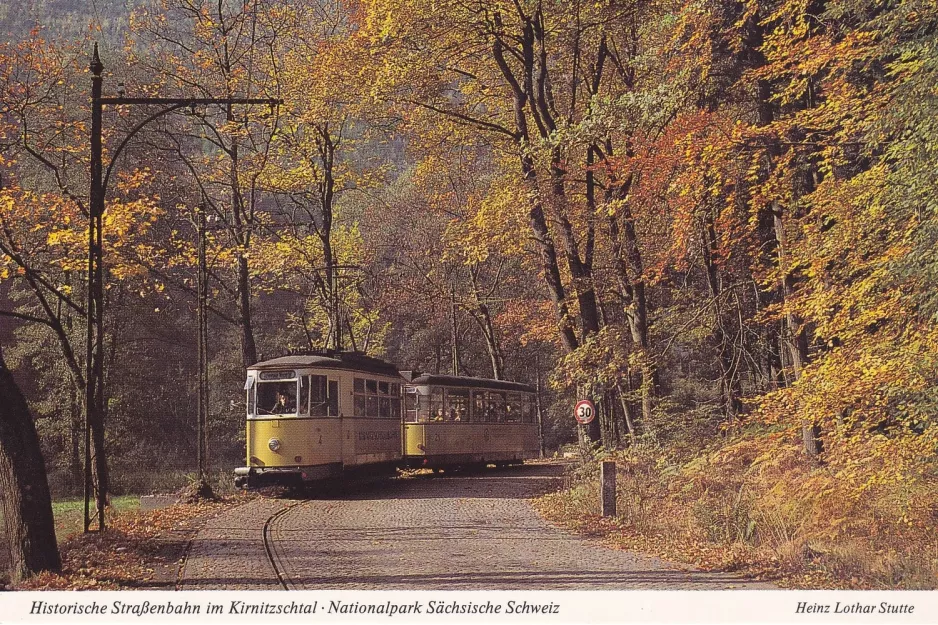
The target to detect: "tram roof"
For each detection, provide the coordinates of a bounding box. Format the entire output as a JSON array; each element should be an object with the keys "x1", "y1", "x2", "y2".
[
  {"x1": 248, "y1": 351, "x2": 401, "y2": 378},
  {"x1": 401, "y1": 372, "x2": 535, "y2": 394}
]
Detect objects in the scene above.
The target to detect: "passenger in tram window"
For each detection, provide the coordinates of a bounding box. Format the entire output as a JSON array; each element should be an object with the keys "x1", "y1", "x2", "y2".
[
  {"x1": 454, "y1": 408, "x2": 464, "y2": 422},
  {"x1": 484, "y1": 404, "x2": 495, "y2": 422},
  {"x1": 432, "y1": 408, "x2": 444, "y2": 421},
  {"x1": 272, "y1": 390, "x2": 294, "y2": 414}
]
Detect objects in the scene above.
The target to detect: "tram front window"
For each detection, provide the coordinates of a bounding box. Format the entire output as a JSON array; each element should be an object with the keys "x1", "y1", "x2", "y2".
[{"x1": 257, "y1": 381, "x2": 298, "y2": 415}]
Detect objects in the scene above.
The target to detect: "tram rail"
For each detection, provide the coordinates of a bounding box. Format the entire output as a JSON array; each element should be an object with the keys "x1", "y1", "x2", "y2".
[{"x1": 262, "y1": 499, "x2": 309, "y2": 590}]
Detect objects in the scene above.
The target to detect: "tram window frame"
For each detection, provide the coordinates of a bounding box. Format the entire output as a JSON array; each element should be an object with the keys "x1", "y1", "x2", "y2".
[
  {"x1": 354, "y1": 377, "x2": 369, "y2": 417},
  {"x1": 404, "y1": 388, "x2": 419, "y2": 423},
  {"x1": 328, "y1": 380, "x2": 339, "y2": 416},
  {"x1": 390, "y1": 383, "x2": 402, "y2": 420},
  {"x1": 472, "y1": 390, "x2": 486, "y2": 422},
  {"x1": 309, "y1": 375, "x2": 331, "y2": 416},
  {"x1": 429, "y1": 387, "x2": 445, "y2": 422},
  {"x1": 488, "y1": 391, "x2": 506, "y2": 422},
  {"x1": 298, "y1": 376, "x2": 310, "y2": 415},
  {"x1": 522, "y1": 394, "x2": 535, "y2": 423},
  {"x1": 245, "y1": 377, "x2": 256, "y2": 416},
  {"x1": 356, "y1": 377, "x2": 399, "y2": 418},
  {"x1": 446, "y1": 388, "x2": 469, "y2": 422},
  {"x1": 255, "y1": 380, "x2": 299, "y2": 416},
  {"x1": 367, "y1": 394, "x2": 380, "y2": 418},
  {"x1": 506, "y1": 393, "x2": 522, "y2": 423},
  {"x1": 415, "y1": 388, "x2": 431, "y2": 422}
]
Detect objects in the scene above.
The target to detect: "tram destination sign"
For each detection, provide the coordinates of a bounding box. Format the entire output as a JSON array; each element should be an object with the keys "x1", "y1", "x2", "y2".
[
  {"x1": 574, "y1": 399, "x2": 596, "y2": 425},
  {"x1": 259, "y1": 370, "x2": 296, "y2": 380}
]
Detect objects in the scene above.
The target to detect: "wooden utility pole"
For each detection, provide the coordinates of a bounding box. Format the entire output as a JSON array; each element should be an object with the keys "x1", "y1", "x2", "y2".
[
  {"x1": 450, "y1": 285, "x2": 460, "y2": 376},
  {"x1": 196, "y1": 202, "x2": 209, "y2": 483},
  {"x1": 535, "y1": 356, "x2": 545, "y2": 458}
]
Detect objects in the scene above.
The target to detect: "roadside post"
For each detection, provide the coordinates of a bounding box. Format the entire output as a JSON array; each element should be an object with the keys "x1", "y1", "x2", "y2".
[{"x1": 601, "y1": 460, "x2": 616, "y2": 517}]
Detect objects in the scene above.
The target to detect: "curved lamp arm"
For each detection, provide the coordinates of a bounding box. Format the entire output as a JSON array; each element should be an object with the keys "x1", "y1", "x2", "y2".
[{"x1": 102, "y1": 103, "x2": 187, "y2": 198}]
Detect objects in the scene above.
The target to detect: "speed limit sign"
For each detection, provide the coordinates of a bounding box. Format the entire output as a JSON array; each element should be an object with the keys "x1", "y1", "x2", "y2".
[{"x1": 574, "y1": 399, "x2": 596, "y2": 425}]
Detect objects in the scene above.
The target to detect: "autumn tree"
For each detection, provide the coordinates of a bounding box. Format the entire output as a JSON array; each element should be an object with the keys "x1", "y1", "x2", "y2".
[
  {"x1": 0, "y1": 338, "x2": 60, "y2": 582},
  {"x1": 130, "y1": 0, "x2": 286, "y2": 368}
]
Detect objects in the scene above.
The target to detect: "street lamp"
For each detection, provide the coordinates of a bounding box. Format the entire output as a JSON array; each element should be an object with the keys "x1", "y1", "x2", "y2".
[{"x1": 84, "y1": 43, "x2": 281, "y2": 532}]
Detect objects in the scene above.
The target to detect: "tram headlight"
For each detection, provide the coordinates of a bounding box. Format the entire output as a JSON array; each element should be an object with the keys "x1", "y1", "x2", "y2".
[{"x1": 268, "y1": 438, "x2": 282, "y2": 452}]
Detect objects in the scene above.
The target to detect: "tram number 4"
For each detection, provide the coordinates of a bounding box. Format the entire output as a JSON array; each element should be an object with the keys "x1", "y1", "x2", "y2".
[{"x1": 574, "y1": 399, "x2": 596, "y2": 425}]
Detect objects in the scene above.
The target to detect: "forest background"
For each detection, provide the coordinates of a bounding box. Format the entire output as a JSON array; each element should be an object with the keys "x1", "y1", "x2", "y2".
[{"x1": 0, "y1": 0, "x2": 936, "y2": 588}]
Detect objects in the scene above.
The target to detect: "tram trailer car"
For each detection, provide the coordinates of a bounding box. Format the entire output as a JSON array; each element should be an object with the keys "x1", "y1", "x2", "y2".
[
  {"x1": 234, "y1": 352, "x2": 405, "y2": 489},
  {"x1": 401, "y1": 372, "x2": 540, "y2": 470}
]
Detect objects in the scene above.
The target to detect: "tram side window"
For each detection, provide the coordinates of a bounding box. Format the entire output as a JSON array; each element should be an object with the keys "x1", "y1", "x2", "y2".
[
  {"x1": 355, "y1": 377, "x2": 395, "y2": 417},
  {"x1": 416, "y1": 390, "x2": 431, "y2": 422},
  {"x1": 390, "y1": 383, "x2": 402, "y2": 420},
  {"x1": 378, "y1": 381, "x2": 390, "y2": 418},
  {"x1": 310, "y1": 375, "x2": 330, "y2": 416},
  {"x1": 354, "y1": 378, "x2": 366, "y2": 417},
  {"x1": 446, "y1": 388, "x2": 469, "y2": 422},
  {"x1": 472, "y1": 391, "x2": 485, "y2": 422},
  {"x1": 245, "y1": 377, "x2": 255, "y2": 415},
  {"x1": 404, "y1": 390, "x2": 419, "y2": 423},
  {"x1": 488, "y1": 391, "x2": 506, "y2": 422},
  {"x1": 298, "y1": 377, "x2": 310, "y2": 415},
  {"x1": 329, "y1": 381, "x2": 339, "y2": 416},
  {"x1": 429, "y1": 387, "x2": 445, "y2": 421},
  {"x1": 256, "y1": 381, "x2": 298, "y2": 416},
  {"x1": 506, "y1": 393, "x2": 522, "y2": 422},
  {"x1": 522, "y1": 395, "x2": 535, "y2": 423}
]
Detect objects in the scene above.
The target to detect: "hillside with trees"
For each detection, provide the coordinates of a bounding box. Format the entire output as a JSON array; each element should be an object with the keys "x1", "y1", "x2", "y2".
[
  {"x1": 0, "y1": 0, "x2": 130, "y2": 41},
  {"x1": 0, "y1": 0, "x2": 935, "y2": 588}
]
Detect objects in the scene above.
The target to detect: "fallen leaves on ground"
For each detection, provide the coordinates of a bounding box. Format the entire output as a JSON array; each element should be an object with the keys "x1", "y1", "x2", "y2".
[
  {"x1": 19, "y1": 495, "x2": 247, "y2": 590},
  {"x1": 534, "y1": 491, "x2": 848, "y2": 590}
]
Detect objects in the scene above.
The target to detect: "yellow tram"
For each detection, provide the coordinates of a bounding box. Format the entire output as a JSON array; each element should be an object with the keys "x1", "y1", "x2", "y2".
[
  {"x1": 234, "y1": 352, "x2": 404, "y2": 488},
  {"x1": 401, "y1": 372, "x2": 540, "y2": 470}
]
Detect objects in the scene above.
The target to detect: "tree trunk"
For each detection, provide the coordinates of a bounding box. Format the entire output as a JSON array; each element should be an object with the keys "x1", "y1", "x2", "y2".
[
  {"x1": 615, "y1": 382, "x2": 637, "y2": 443},
  {"x1": 600, "y1": 389, "x2": 617, "y2": 451},
  {"x1": 702, "y1": 208, "x2": 743, "y2": 423},
  {"x1": 236, "y1": 255, "x2": 258, "y2": 367},
  {"x1": 467, "y1": 268, "x2": 505, "y2": 380},
  {"x1": 0, "y1": 341, "x2": 61, "y2": 583},
  {"x1": 745, "y1": 3, "x2": 822, "y2": 459},
  {"x1": 450, "y1": 286, "x2": 461, "y2": 376},
  {"x1": 69, "y1": 385, "x2": 81, "y2": 495},
  {"x1": 772, "y1": 202, "x2": 822, "y2": 458},
  {"x1": 607, "y1": 210, "x2": 654, "y2": 423}
]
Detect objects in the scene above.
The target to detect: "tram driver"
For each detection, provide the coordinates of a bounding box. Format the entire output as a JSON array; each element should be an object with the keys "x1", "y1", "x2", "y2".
[{"x1": 272, "y1": 389, "x2": 296, "y2": 414}]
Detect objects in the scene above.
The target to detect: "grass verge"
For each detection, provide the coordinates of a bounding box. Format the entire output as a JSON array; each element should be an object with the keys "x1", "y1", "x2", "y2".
[
  {"x1": 9, "y1": 494, "x2": 245, "y2": 589},
  {"x1": 534, "y1": 445, "x2": 938, "y2": 590}
]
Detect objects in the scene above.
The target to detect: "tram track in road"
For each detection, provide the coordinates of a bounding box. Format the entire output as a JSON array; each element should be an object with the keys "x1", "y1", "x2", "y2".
[
  {"x1": 261, "y1": 476, "x2": 399, "y2": 590},
  {"x1": 263, "y1": 498, "x2": 310, "y2": 590},
  {"x1": 181, "y1": 465, "x2": 774, "y2": 590}
]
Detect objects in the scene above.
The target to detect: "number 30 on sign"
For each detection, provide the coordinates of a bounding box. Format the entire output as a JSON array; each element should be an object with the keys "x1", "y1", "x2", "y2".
[{"x1": 574, "y1": 399, "x2": 596, "y2": 425}]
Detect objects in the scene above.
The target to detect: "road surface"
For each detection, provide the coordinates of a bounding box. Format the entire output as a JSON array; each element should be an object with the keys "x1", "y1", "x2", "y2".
[{"x1": 180, "y1": 464, "x2": 772, "y2": 590}]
